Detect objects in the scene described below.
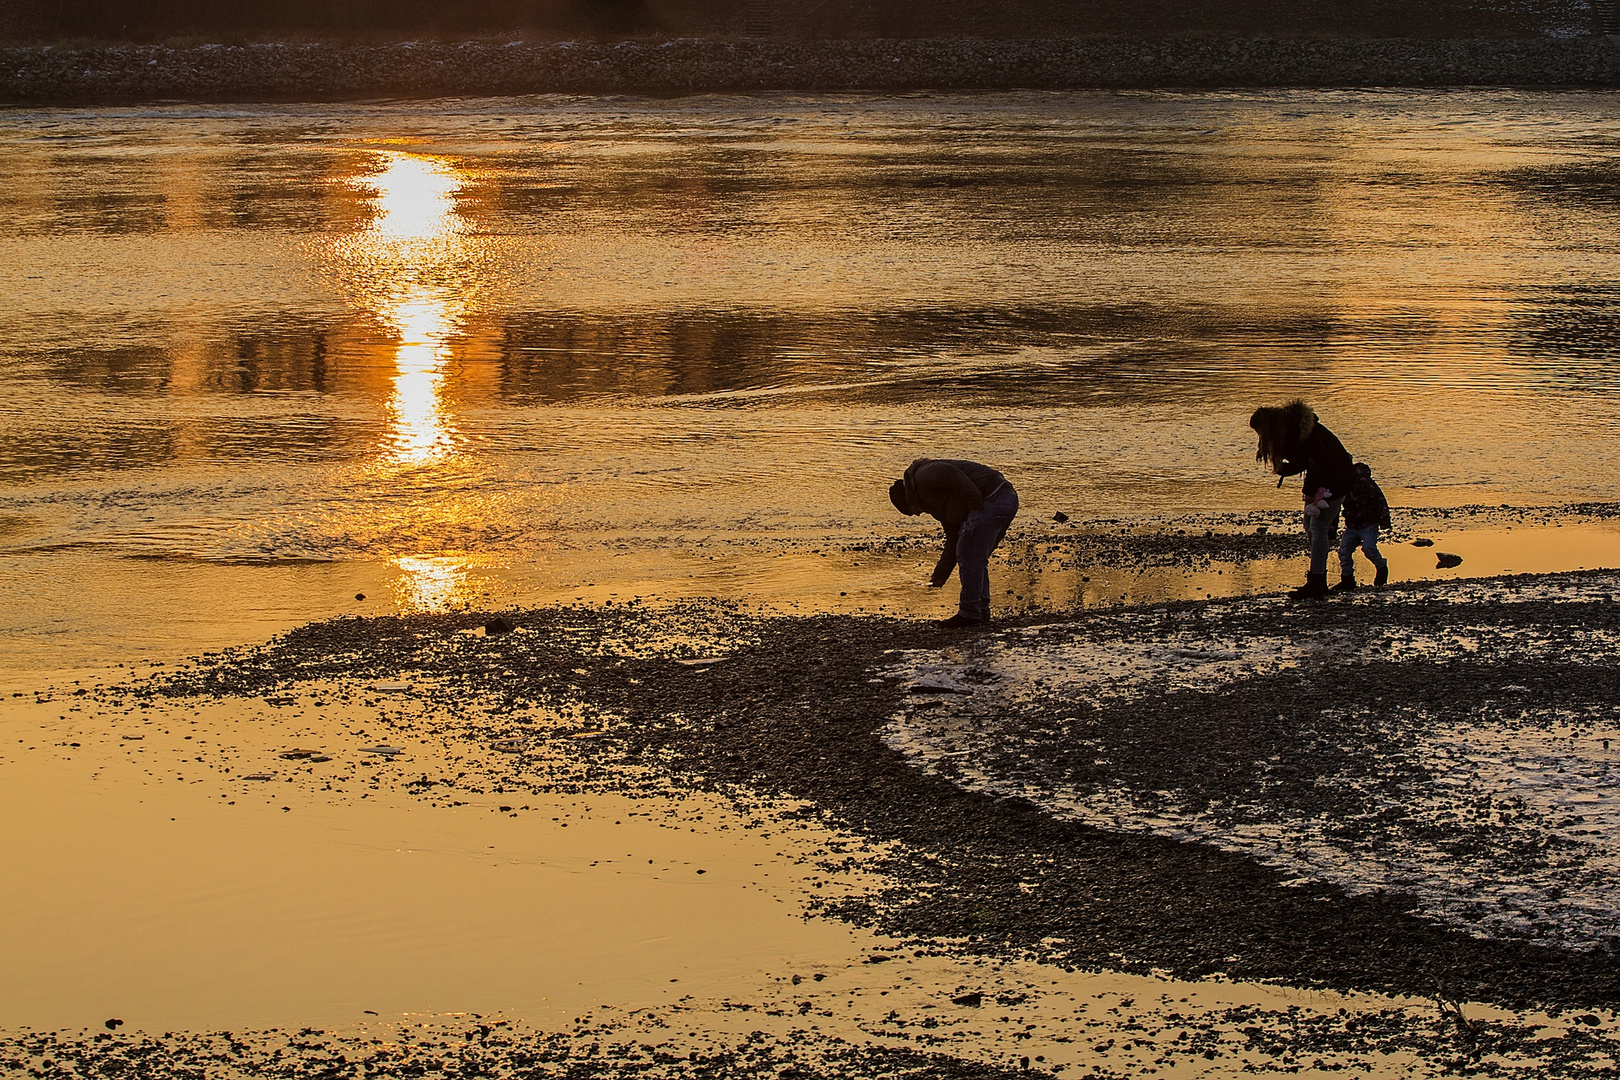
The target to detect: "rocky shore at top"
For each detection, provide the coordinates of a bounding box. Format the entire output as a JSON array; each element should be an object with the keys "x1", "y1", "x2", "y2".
[{"x1": 2, "y1": 35, "x2": 1618, "y2": 104}]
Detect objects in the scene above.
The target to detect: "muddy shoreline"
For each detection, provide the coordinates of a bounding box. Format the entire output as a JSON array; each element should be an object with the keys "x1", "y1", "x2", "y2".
[
  {"x1": 9, "y1": 565, "x2": 1620, "y2": 1073},
  {"x1": 140, "y1": 570, "x2": 1620, "y2": 1013},
  {"x1": 3, "y1": 36, "x2": 1619, "y2": 105}
]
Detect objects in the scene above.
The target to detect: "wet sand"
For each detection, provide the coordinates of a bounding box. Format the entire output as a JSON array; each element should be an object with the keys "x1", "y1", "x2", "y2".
[{"x1": 4, "y1": 509, "x2": 1620, "y2": 1076}]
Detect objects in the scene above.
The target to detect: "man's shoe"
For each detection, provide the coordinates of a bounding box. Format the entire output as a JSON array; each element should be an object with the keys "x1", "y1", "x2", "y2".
[
  {"x1": 1289, "y1": 573, "x2": 1329, "y2": 600},
  {"x1": 934, "y1": 612, "x2": 985, "y2": 628},
  {"x1": 1373, "y1": 565, "x2": 1389, "y2": 587},
  {"x1": 1329, "y1": 576, "x2": 1357, "y2": 593}
]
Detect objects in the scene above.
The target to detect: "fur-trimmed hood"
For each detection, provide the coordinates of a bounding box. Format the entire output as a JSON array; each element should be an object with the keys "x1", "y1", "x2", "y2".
[{"x1": 1280, "y1": 399, "x2": 1317, "y2": 444}]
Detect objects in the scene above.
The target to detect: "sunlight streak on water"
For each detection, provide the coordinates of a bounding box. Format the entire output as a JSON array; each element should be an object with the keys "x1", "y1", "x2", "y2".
[
  {"x1": 352, "y1": 151, "x2": 466, "y2": 467},
  {"x1": 392, "y1": 554, "x2": 472, "y2": 611}
]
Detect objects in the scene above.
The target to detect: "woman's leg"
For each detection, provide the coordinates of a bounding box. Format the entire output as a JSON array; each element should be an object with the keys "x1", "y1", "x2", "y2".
[{"x1": 1308, "y1": 498, "x2": 1345, "y2": 577}]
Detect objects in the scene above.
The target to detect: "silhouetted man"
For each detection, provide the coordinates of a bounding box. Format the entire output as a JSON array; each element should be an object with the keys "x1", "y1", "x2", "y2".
[{"x1": 889, "y1": 458, "x2": 1019, "y2": 627}]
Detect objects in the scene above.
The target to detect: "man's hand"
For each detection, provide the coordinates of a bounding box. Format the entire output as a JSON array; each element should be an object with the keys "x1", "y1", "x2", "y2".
[{"x1": 927, "y1": 578, "x2": 945, "y2": 588}]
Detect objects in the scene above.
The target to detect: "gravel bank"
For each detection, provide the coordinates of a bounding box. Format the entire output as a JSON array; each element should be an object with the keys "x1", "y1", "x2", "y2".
[{"x1": 3, "y1": 36, "x2": 1618, "y2": 104}]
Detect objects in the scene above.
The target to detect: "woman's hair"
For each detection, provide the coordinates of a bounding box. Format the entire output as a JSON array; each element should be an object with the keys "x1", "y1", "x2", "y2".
[{"x1": 1250, "y1": 400, "x2": 1313, "y2": 471}]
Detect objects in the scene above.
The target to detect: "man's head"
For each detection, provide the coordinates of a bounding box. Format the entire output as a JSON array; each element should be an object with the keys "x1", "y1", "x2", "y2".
[
  {"x1": 889, "y1": 479, "x2": 919, "y2": 515},
  {"x1": 1355, "y1": 462, "x2": 1372, "y2": 480}
]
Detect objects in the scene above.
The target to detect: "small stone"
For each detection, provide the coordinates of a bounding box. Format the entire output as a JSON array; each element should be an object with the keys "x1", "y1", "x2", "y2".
[
  {"x1": 104, "y1": 1019, "x2": 123, "y2": 1030},
  {"x1": 1436, "y1": 553, "x2": 1463, "y2": 569},
  {"x1": 485, "y1": 616, "x2": 516, "y2": 635},
  {"x1": 951, "y1": 991, "x2": 983, "y2": 1007},
  {"x1": 1412, "y1": 538, "x2": 1435, "y2": 547},
  {"x1": 355, "y1": 593, "x2": 366, "y2": 601},
  {"x1": 1052, "y1": 511, "x2": 1069, "y2": 523}
]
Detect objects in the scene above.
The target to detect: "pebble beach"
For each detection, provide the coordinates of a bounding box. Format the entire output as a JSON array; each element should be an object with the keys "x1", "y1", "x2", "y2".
[{"x1": 3, "y1": 36, "x2": 1619, "y2": 104}]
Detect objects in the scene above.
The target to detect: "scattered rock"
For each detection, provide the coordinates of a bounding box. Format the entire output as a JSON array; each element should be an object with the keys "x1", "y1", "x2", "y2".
[
  {"x1": 103, "y1": 1019, "x2": 122, "y2": 1030},
  {"x1": 355, "y1": 593, "x2": 366, "y2": 601},
  {"x1": 952, "y1": 992, "x2": 984, "y2": 1007},
  {"x1": 485, "y1": 617, "x2": 516, "y2": 635},
  {"x1": 370, "y1": 682, "x2": 412, "y2": 693},
  {"x1": 1437, "y1": 553, "x2": 1464, "y2": 569},
  {"x1": 1052, "y1": 511, "x2": 1069, "y2": 523},
  {"x1": 1412, "y1": 538, "x2": 1436, "y2": 547}
]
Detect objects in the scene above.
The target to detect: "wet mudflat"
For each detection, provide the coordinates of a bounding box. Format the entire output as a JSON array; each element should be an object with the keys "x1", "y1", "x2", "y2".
[{"x1": 9, "y1": 557, "x2": 1619, "y2": 1076}]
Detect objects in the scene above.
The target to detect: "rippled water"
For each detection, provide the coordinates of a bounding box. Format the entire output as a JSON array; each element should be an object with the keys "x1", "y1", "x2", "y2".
[{"x1": 2, "y1": 89, "x2": 1620, "y2": 668}]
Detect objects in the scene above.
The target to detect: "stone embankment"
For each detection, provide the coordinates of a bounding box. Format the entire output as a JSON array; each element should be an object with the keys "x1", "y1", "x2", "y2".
[{"x1": 2, "y1": 36, "x2": 1618, "y2": 103}]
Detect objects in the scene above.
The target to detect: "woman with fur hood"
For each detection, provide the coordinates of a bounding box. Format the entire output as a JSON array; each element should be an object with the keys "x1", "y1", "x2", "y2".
[{"x1": 1249, "y1": 400, "x2": 1359, "y2": 599}]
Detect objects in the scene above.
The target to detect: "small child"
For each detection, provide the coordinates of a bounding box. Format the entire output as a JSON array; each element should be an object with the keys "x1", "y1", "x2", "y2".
[{"x1": 1334, "y1": 462, "x2": 1391, "y2": 591}]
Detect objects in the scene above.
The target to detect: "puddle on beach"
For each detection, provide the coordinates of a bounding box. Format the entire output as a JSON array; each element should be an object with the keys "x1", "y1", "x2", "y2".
[{"x1": 0, "y1": 685, "x2": 1530, "y2": 1078}]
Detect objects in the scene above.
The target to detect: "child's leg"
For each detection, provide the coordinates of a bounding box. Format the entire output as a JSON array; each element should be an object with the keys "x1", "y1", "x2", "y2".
[
  {"x1": 1337, "y1": 525, "x2": 1359, "y2": 579},
  {"x1": 1360, "y1": 527, "x2": 1388, "y2": 570}
]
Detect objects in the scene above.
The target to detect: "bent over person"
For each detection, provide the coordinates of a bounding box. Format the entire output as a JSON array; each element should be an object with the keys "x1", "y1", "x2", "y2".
[
  {"x1": 1249, "y1": 399, "x2": 1359, "y2": 600},
  {"x1": 889, "y1": 458, "x2": 1019, "y2": 627}
]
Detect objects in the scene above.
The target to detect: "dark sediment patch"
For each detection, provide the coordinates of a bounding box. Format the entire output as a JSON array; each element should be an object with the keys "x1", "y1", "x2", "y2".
[{"x1": 3, "y1": 36, "x2": 1619, "y2": 105}]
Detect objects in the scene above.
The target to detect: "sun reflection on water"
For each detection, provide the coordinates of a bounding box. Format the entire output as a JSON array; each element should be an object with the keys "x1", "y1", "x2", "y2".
[
  {"x1": 356, "y1": 151, "x2": 467, "y2": 468},
  {"x1": 392, "y1": 555, "x2": 471, "y2": 612}
]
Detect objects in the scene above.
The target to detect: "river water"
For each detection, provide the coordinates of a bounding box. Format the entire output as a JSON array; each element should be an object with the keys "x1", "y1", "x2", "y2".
[{"x1": 3, "y1": 89, "x2": 1620, "y2": 671}]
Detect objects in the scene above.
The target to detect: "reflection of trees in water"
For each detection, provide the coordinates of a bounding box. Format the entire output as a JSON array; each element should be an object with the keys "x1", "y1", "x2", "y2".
[
  {"x1": 33, "y1": 299, "x2": 1388, "y2": 410},
  {"x1": 1509, "y1": 285, "x2": 1620, "y2": 373},
  {"x1": 197, "y1": 150, "x2": 375, "y2": 232},
  {"x1": 473, "y1": 142, "x2": 1332, "y2": 249},
  {"x1": 1, "y1": 425, "x2": 177, "y2": 480},
  {"x1": 42, "y1": 343, "x2": 172, "y2": 393},
  {"x1": 1469, "y1": 164, "x2": 1620, "y2": 379},
  {"x1": 40, "y1": 156, "x2": 169, "y2": 236},
  {"x1": 489, "y1": 302, "x2": 1368, "y2": 406},
  {"x1": 7, "y1": 148, "x2": 371, "y2": 236},
  {"x1": 1490, "y1": 162, "x2": 1620, "y2": 213}
]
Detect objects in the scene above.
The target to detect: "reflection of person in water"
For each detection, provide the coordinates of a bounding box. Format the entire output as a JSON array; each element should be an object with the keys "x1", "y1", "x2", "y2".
[
  {"x1": 889, "y1": 458, "x2": 1019, "y2": 627},
  {"x1": 1249, "y1": 400, "x2": 1358, "y2": 600}
]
